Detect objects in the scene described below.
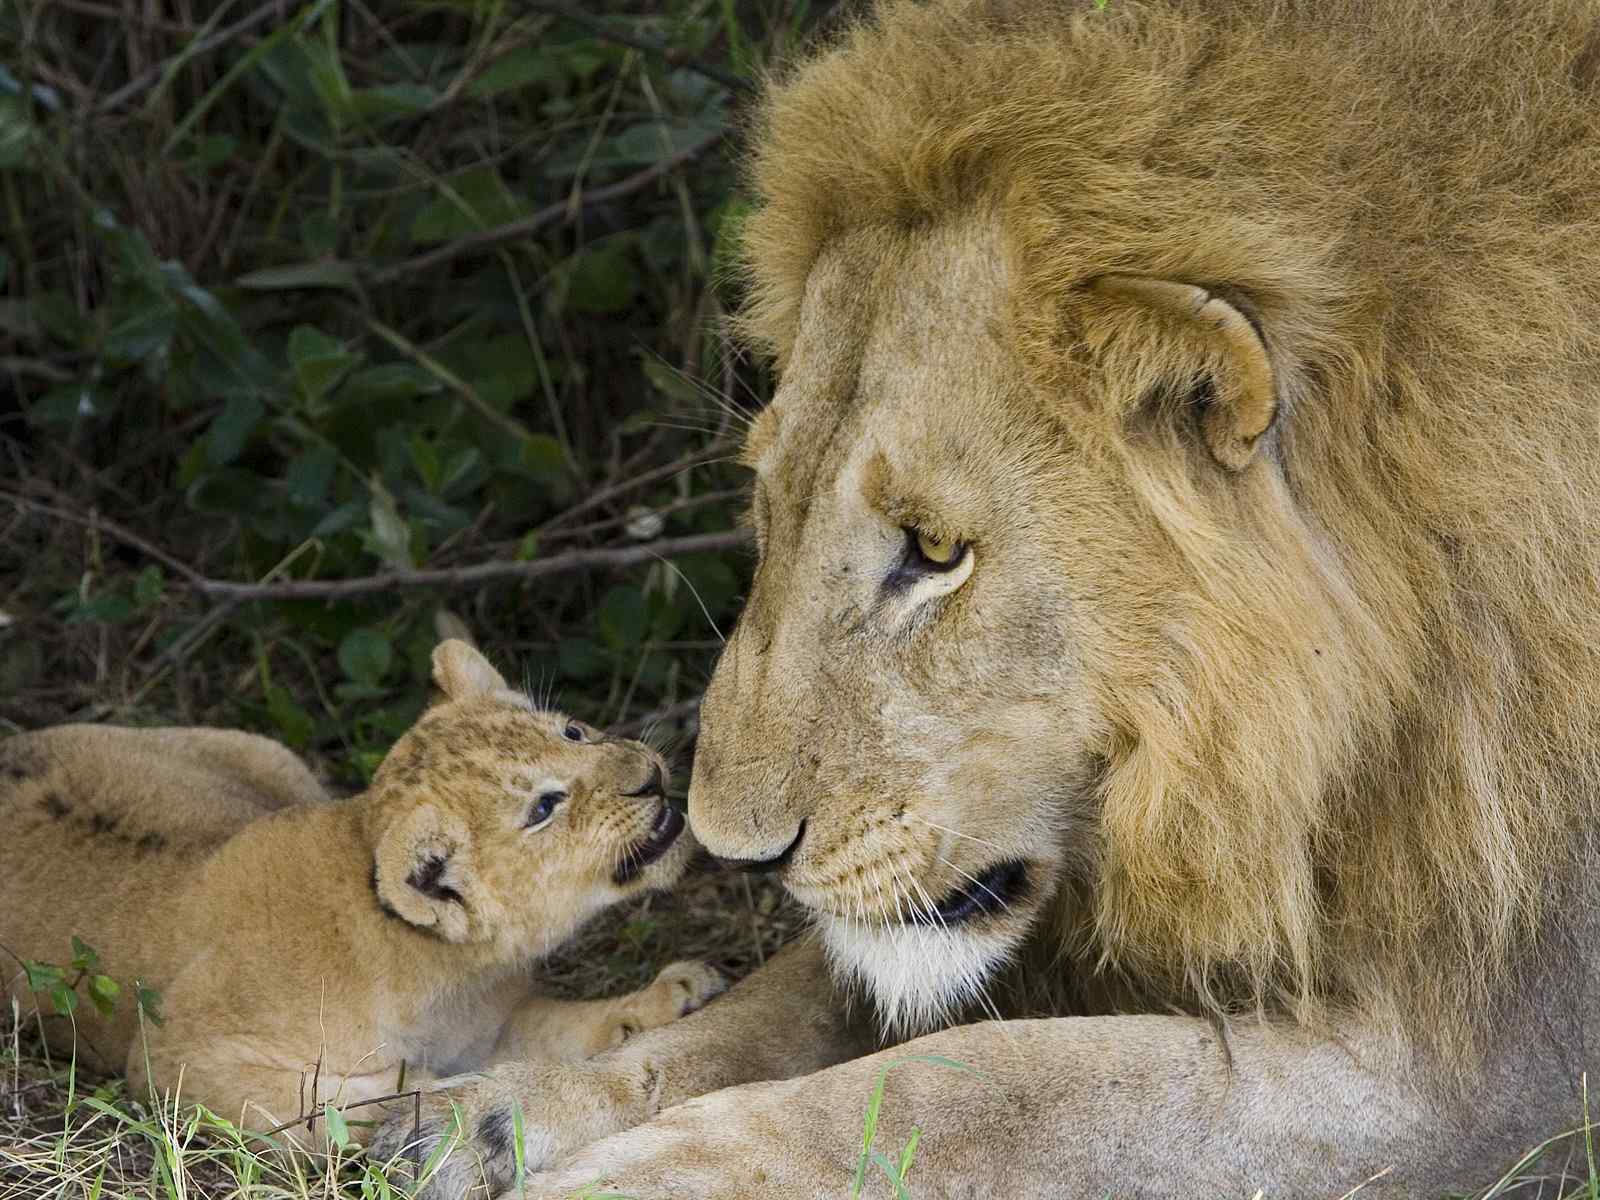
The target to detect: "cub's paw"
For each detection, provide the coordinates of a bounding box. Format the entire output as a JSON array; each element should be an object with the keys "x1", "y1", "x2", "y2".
[
  {"x1": 610, "y1": 960, "x2": 726, "y2": 1043},
  {"x1": 368, "y1": 1063, "x2": 648, "y2": 1200},
  {"x1": 365, "y1": 1074, "x2": 517, "y2": 1200}
]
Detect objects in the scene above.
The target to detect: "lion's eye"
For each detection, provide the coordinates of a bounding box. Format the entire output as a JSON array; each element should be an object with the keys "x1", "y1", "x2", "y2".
[
  {"x1": 525, "y1": 790, "x2": 567, "y2": 830},
  {"x1": 563, "y1": 722, "x2": 585, "y2": 742},
  {"x1": 909, "y1": 528, "x2": 969, "y2": 572}
]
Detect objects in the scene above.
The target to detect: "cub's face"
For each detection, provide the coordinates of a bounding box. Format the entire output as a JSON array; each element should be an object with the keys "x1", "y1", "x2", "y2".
[{"x1": 369, "y1": 641, "x2": 692, "y2": 957}]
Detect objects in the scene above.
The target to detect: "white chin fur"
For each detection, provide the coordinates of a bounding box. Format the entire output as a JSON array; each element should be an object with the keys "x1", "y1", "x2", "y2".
[{"x1": 818, "y1": 915, "x2": 1016, "y2": 1037}]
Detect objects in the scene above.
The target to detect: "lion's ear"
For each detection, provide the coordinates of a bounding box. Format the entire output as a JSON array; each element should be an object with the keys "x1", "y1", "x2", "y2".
[
  {"x1": 371, "y1": 803, "x2": 484, "y2": 943},
  {"x1": 1090, "y1": 275, "x2": 1277, "y2": 471},
  {"x1": 432, "y1": 639, "x2": 508, "y2": 700}
]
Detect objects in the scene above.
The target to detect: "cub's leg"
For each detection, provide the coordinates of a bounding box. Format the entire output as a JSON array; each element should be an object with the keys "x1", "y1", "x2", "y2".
[
  {"x1": 147, "y1": 728, "x2": 328, "y2": 810},
  {"x1": 489, "y1": 961, "x2": 726, "y2": 1064}
]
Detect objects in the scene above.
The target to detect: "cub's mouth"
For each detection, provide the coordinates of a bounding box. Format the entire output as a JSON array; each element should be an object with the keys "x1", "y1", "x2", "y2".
[{"x1": 614, "y1": 803, "x2": 685, "y2": 885}]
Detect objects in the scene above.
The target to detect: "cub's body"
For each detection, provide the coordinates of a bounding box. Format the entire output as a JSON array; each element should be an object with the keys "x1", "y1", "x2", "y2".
[{"x1": 0, "y1": 643, "x2": 718, "y2": 1137}]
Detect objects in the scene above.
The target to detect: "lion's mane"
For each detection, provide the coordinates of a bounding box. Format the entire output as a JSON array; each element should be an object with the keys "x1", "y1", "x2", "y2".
[{"x1": 737, "y1": 0, "x2": 1600, "y2": 1054}]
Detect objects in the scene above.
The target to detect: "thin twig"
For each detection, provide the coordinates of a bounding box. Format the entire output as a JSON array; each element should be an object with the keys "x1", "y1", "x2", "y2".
[
  {"x1": 537, "y1": 440, "x2": 736, "y2": 534},
  {"x1": 613, "y1": 695, "x2": 700, "y2": 737},
  {"x1": 0, "y1": 490, "x2": 208, "y2": 586},
  {"x1": 366, "y1": 129, "x2": 727, "y2": 285},
  {"x1": 517, "y1": 2, "x2": 755, "y2": 95},
  {"x1": 194, "y1": 530, "x2": 751, "y2": 601},
  {"x1": 94, "y1": 1, "x2": 286, "y2": 112},
  {"x1": 252, "y1": 1086, "x2": 423, "y2": 1141}
]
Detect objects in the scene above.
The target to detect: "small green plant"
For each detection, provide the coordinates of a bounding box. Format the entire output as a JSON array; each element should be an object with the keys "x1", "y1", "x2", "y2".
[
  {"x1": 851, "y1": 1055, "x2": 983, "y2": 1200},
  {"x1": 21, "y1": 935, "x2": 162, "y2": 1025}
]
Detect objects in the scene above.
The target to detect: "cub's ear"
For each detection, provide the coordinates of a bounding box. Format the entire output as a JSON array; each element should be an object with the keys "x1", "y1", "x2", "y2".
[
  {"x1": 371, "y1": 803, "x2": 485, "y2": 943},
  {"x1": 1089, "y1": 275, "x2": 1277, "y2": 471},
  {"x1": 432, "y1": 639, "x2": 508, "y2": 700}
]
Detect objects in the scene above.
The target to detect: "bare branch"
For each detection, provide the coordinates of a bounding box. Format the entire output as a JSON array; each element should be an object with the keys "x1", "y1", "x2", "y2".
[
  {"x1": 0, "y1": 489, "x2": 209, "y2": 586},
  {"x1": 365, "y1": 130, "x2": 727, "y2": 285},
  {"x1": 193, "y1": 530, "x2": 751, "y2": 602},
  {"x1": 3, "y1": 488, "x2": 751, "y2": 605}
]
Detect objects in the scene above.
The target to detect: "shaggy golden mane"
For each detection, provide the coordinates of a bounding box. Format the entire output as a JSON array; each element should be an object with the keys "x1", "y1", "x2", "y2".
[{"x1": 737, "y1": 0, "x2": 1600, "y2": 1053}]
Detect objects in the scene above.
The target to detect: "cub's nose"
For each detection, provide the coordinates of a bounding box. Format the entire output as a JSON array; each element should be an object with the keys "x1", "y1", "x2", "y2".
[{"x1": 623, "y1": 762, "x2": 665, "y2": 799}]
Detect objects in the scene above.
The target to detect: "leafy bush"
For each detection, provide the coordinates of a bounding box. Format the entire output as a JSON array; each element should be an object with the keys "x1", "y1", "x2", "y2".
[{"x1": 0, "y1": 1, "x2": 823, "y2": 780}]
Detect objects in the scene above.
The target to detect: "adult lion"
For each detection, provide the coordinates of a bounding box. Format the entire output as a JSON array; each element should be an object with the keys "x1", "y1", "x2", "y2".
[{"x1": 381, "y1": 1, "x2": 1600, "y2": 1194}]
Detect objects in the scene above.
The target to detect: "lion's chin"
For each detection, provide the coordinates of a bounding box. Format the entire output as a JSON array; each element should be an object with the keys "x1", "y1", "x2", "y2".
[{"x1": 818, "y1": 914, "x2": 1021, "y2": 1038}]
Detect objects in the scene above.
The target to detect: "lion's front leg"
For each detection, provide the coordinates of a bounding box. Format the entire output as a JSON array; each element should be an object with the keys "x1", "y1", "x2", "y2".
[
  {"x1": 368, "y1": 942, "x2": 873, "y2": 1199},
  {"x1": 515, "y1": 1013, "x2": 1557, "y2": 1200}
]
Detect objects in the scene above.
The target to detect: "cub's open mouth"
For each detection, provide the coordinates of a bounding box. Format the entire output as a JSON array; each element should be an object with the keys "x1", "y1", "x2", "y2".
[
  {"x1": 919, "y1": 858, "x2": 1030, "y2": 926},
  {"x1": 614, "y1": 803, "x2": 684, "y2": 885}
]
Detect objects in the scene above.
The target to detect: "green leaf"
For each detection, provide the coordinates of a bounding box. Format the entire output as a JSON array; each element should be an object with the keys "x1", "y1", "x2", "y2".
[
  {"x1": 597, "y1": 586, "x2": 648, "y2": 650},
  {"x1": 235, "y1": 261, "x2": 358, "y2": 291},
  {"x1": 264, "y1": 682, "x2": 314, "y2": 749},
  {"x1": 409, "y1": 167, "x2": 527, "y2": 243},
  {"x1": 286, "y1": 446, "x2": 338, "y2": 508},
  {"x1": 288, "y1": 325, "x2": 360, "y2": 402},
  {"x1": 409, "y1": 435, "x2": 441, "y2": 491},
  {"x1": 557, "y1": 638, "x2": 605, "y2": 680},
  {"x1": 300, "y1": 211, "x2": 340, "y2": 257},
  {"x1": 562, "y1": 244, "x2": 638, "y2": 315},
  {"x1": 186, "y1": 133, "x2": 237, "y2": 172},
  {"x1": 468, "y1": 47, "x2": 563, "y2": 98},
  {"x1": 324, "y1": 1104, "x2": 351, "y2": 1150},
  {"x1": 88, "y1": 975, "x2": 121, "y2": 1018},
  {"x1": 103, "y1": 298, "x2": 178, "y2": 364},
  {"x1": 71, "y1": 936, "x2": 101, "y2": 973},
  {"x1": 515, "y1": 531, "x2": 540, "y2": 561},
  {"x1": 23, "y1": 961, "x2": 64, "y2": 992},
  {"x1": 136, "y1": 982, "x2": 166, "y2": 1026},
  {"x1": 134, "y1": 566, "x2": 165, "y2": 609},
  {"x1": 29, "y1": 383, "x2": 113, "y2": 426},
  {"x1": 187, "y1": 468, "x2": 269, "y2": 516},
  {"x1": 49, "y1": 984, "x2": 79, "y2": 1015},
  {"x1": 339, "y1": 628, "x2": 393, "y2": 685},
  {"x1": 514, "y1": 434, "x2": 568, "y2": 483},
  {"x1": 0, "y1": 97, "x2": 34, "y2": 169},
  {"x1": 340, "y1": 363, "x2": 439, "y2": 404},
  {"x1": 350, "y1": 82, "x2": 438, "y2": 120},
  {"x1": 65, "y1": 591, "x2": 136, "y2": 625},
  {"x1": 205, "y1": 394, "x2": 264, "y2": 466},
  {"x1": 366, "y1": 481, "x2": 413, "y2": 569}
]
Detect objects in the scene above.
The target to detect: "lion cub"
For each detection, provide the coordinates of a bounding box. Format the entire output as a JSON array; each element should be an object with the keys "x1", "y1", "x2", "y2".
[{"x1": 0, "y1": 640, "x2": 721, "y2": 1140}]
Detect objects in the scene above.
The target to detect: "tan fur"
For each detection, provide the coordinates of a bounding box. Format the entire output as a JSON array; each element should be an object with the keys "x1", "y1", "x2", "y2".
[
  {"x1": 0, "y1": 641, "x2": 720, "y2": 1140},
  {"x1": 376, "y1": 3, "x2": 1600, "y2": 1195},
  {"x1": 729, "y1": 0, "x2": 1600, "y2": 1055}
]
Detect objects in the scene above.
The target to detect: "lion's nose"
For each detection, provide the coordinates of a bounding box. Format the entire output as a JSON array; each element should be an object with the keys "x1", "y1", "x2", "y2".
[{"x1": 711, "y1": 819, "x2": 806, "y2": 874}]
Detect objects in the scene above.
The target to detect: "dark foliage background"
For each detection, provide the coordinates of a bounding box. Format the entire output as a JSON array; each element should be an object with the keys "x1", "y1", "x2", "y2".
[{"x1": 0, "y1": 0, "x2": 832, "y2": 787}]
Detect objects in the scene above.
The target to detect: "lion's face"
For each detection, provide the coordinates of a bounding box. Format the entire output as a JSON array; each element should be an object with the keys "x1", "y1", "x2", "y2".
[
  {"x1": 371, "y1": 641, "x2": 692, "y2": 956},
  {"x1": 691, "y1": 217, "x2": 1175, "y2": 1029}
]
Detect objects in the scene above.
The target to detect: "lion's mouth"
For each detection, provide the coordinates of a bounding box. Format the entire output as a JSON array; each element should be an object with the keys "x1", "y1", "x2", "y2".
[
  {"x1": 918, "y1": 858, "x2": 1031, "y2": 926},
  {"x1": 614, "y1": 803, "x2": 685, "y2": 885}
]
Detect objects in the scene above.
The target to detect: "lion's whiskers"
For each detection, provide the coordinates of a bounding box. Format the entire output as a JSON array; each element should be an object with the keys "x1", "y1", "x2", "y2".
[{"x1": 905, "y1": 812, "x2": 1005, "y2": 854}]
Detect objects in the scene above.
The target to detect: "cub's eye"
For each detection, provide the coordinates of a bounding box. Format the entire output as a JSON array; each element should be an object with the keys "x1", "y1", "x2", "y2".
[
  {"x1": 525, "y1": 790, "x2": 567, "y2": 830},
  {"x1": 909, "y1": 528, "x2": 969, "y2": 572},
  {"x1": 563, "y1": 722, "x2": 585, "y2": 742}
]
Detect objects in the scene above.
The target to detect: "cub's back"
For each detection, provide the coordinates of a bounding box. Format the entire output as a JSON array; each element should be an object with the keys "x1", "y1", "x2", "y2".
[{"x1": 0, "y1": 726, "x2": 301, "y2": 1060}]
